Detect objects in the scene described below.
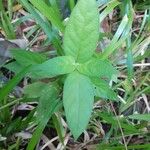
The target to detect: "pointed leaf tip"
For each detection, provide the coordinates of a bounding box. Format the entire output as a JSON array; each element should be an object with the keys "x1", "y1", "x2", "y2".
[{"x1": 63, "y1": 71, "x2": 94, "y2": 139}]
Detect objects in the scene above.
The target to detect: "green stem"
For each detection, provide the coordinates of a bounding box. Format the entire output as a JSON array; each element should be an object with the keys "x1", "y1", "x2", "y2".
[
  {"x1": 124, "y1": 0, "x2": 134, "y2": 89},
  {"x1": 0, "y1": 98, "x2": 22, "y2": 110}
]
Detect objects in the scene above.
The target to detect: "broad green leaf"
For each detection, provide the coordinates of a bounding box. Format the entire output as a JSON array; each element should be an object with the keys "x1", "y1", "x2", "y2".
[
  {"x1": 36, "y1": 84, "x2": 60, "y2": 122},
  {"x1": 63, "y1": 71, "x2": 94, "y2": 139},
  {"x1": 92, "y1": 78, "x2": 117, "y2": 100},
  {"x1": 63, "y1": 0, "x2": 99, "y2": 63},
  {"x1": 10, "y1": 49, "x2": 46, "y2": 66},
  {"x1": 24, "y1": 82, "x2": 47, "y2": 98},
  {"x1": 30, "y1": 56, "x2": 75, "y2": 79},
  {"x1": 77, "y1": 58, "x2": 118, "y2": 80},
  {"x1": 4, "y1": 61, "x2": 22, "y2": 73},
  {"x1": 27, "y1": 83, "x2": 61, "y2": 150},
  {"x1": 0, "y1": 66, "x2": 30, "y2": 102},
  {"x1": 129, "y1": 114, "x2": 150, "y2": 121}
]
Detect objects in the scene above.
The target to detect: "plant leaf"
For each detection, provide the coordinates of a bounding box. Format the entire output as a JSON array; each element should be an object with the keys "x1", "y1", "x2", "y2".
[
  {"x1": 52, "y1": 113, "x2": 65, "y2": 143},
  {"x1": 129, "y1": 114, "x2": 150, "y2": 121},
  {"x1": 36, "y1": 84, "x2": 60, "y2": 122},
  {"x1": 0, "y1": 66, "x2": 30, "y2": 102},
  {"x1": 63, "y1": 71, "x2": 94, "y2": 139},
  {"x1": 63, "y1": 0, "x2": 99, "y2": 63},
  {"x1": 27, "y1": 83, "x2": 61, "y2": 150},
  {"x1": 99, "y1": 11, "x2": 133, "y2": 59},
  {"x1": 4, "y1": 61, "x2": 22, "y2": 73},
  {"x1": 1, "y1": 13, "x2": 16, "y2": 39},
  {"x1": 23, "y1": 82, "x2": 47, "y2": 98},
  {"x1": 30, "y1": 56, "x2": 75, "y2": 79},
  {"x1": 10, "y1": 48, "x2": 46, "y2": 66},
  {"x1": 92, "y1": 78, "x2": 117, "y2": 101},
  {"x1": 77, "y1": 58, "x2": 118, "y2": 80},
  {"x1": 29, "y1": 0, "x2": 64, "y2": 32}
]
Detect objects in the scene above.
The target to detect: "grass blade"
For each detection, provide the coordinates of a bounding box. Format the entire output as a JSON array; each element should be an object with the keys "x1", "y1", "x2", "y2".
[
  {"x1": 99, "y1": 0, "x2": 120, "y2": 23},
  {"x1": 29, "y1": 0, "x2": 65, "y2": 32},
  {"x1": 129, "y1": 114, "x2": 150, "y2": 121},
  {"x1": 0, "y1": 66, "x2": 31, "y2": 102},
  {"x1": 0, "y1": 12, "x2": 16, "y2": 39},
  {"x1": 100, "y1": 14, "x2": 129, "y2": 59},
  {"x1": 123, "y1": 0, "x2": 134, "y2": 82},
  {"x1": 20, "y1": 0, "x2": 63, "y2": 55}
]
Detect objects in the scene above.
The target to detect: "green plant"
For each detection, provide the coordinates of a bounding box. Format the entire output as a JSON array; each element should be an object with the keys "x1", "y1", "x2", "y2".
[
  {"x1": 0, "y1": 0, "x2": 118, "y2": 148},
  {"x1": 1, "y1": 0, "x2": 149, "y2": 149}
]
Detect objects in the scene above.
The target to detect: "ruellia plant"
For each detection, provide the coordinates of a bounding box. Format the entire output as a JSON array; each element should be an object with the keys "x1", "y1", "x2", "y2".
[
  {"x1": 28, "y1": 0, "x2": 117, "y2": 139},
  {"x1": 0, "y1": 0, "x2": 119, "y2": 149}
]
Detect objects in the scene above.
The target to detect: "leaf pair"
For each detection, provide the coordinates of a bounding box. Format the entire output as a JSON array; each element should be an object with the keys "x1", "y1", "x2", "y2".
[
  {"x1": 61, "y1": 0, "x2": 119, "y2": 139},
  {"x1": 61, "y1": 0, "x2": 100, "y2": 139},
  {"x1": 62, "y1": 58, "x2": 117, "y2": 139}
]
